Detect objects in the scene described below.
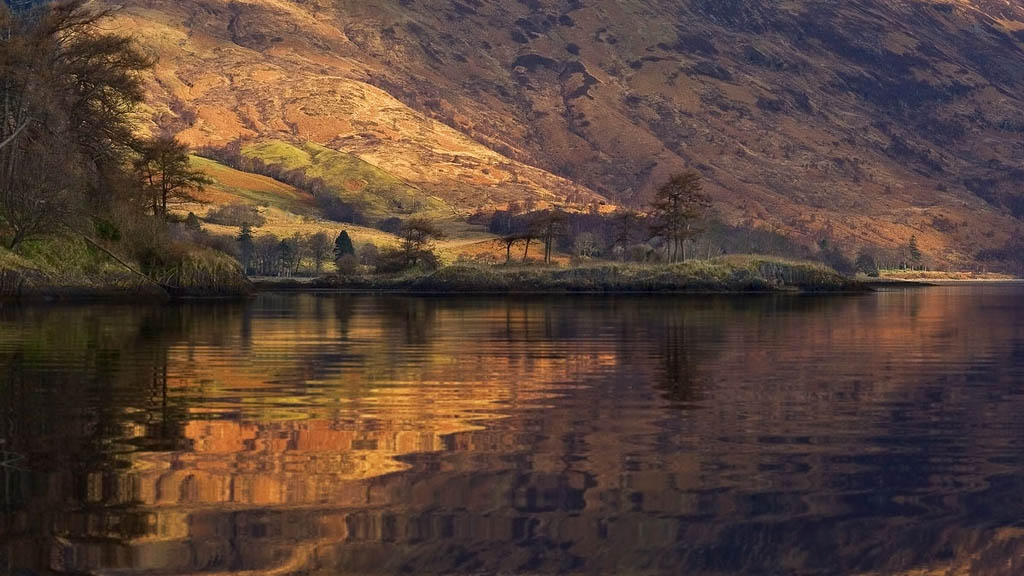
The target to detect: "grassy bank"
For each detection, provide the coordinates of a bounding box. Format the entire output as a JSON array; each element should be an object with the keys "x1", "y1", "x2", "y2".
[
  {"x1": 0, "y1": 236, "x2": 251, "y2": 301},
  {"x1": 264, "y1": 256, "x2": 865, "y2": 294}
]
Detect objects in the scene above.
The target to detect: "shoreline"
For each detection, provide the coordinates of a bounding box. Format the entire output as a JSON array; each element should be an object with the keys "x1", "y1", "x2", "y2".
[{"x1": 9, "y1": 258, "x2": 1022, "y2": 303}]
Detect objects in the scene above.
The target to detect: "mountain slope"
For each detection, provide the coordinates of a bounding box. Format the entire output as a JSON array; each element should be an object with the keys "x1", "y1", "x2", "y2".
[{"x1": 110, "y1": 0, "x2": 1024, "y2": 265}]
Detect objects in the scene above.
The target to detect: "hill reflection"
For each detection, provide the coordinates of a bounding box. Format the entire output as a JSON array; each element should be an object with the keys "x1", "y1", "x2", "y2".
[{"x1": 1, "y1": 289, "x2": 1023, "y2": 575}]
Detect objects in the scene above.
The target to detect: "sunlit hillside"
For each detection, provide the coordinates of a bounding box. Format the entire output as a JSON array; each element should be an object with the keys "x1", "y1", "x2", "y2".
[{"x1": 103, "y1": 0, "x2": 1024, "y2": 267}]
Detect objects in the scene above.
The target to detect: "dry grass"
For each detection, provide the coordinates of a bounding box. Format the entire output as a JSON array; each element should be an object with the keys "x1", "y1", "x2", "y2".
[
  {"x1": 879, "y1": 269, "x2": 1018, "y2": 281},
  {"x1": 313, "y1": 256, "x2": 861, "y2": 293}
]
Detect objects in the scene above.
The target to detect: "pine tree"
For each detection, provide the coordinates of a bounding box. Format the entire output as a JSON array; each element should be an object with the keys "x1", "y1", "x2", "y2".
[
  {"x1": 334, "y1": 230, "x2": 355, "y2": 261},
  {"x1": 908, "y1": 235, "x2": 922, "y2": 269},
  {"x1": 236, "y1": 223, "x2": 254, "y2": 274}
]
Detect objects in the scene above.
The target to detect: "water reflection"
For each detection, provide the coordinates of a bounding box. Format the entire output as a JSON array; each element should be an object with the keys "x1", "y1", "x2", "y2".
[{"x1": 1, "y1": 288, "x2": 1023, "y2": 575}]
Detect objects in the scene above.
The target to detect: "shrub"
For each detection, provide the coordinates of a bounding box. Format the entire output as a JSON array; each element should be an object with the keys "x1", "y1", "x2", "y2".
[
  {"x1": 359, "y1": 243, "x2": 380, "y2": 267},
  {"x1": 336, "y1": 254, "x2": 359, "y2": 275},
  {"x1": 377, "y1": 217, "x2": 405, "y2": 234},
  {"x1": 205, "y1": 204, "x2": 266, "y2": 227}
]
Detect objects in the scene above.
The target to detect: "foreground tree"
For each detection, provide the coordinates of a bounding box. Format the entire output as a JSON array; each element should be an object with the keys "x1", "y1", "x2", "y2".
[
  {"x1": 134, "y1": 136, "x2": 211, "y2": 218},
  {"x1": 649, "y1": 171, "x2": 711, "y2": 263},
  {"x1": 1, "y1": 0, "x2": 152, "y2": 247}
]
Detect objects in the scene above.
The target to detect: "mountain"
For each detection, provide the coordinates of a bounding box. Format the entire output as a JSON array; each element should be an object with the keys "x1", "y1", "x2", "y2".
[{"x1": 106, "y1": 0, "x2": 1024, "y2": 266}]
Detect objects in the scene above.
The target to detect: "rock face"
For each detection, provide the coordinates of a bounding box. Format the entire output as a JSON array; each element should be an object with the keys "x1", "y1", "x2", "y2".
[{"x1": 109, "y1": 0, "x2": 1024, "y2": 265}]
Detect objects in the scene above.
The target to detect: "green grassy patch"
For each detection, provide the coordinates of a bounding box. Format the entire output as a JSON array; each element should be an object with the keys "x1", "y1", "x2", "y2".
[
  {"x1": 0, "y1": 236, "x2": 153, "y2": 298},
  {"x1": 241, "y1": 140, "x2": 451, "y2": 221},
  {"x1": 191, "y1": 155, "x2": 316, "y2": 212},
  {"x1": 0, "y1": 235, "x2": 249, "y2": 300}
]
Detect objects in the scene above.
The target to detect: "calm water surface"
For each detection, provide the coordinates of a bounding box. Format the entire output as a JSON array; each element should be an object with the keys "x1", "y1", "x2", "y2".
[{"x1": 1, "y1": 287, "x2": 1023, "y2": 575}]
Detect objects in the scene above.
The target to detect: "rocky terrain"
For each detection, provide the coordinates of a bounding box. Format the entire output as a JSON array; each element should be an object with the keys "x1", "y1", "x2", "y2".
[{"x1": 105, "y1": 0, "x2": 1024, "y2": 266}]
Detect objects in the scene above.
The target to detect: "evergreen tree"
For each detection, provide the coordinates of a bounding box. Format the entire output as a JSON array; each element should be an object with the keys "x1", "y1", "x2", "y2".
[
  {"x1": 236, "y1": 223, "x2": 254, "y2": 274},
  {"x1": 334, "y1": 230, "x2": 355, "y2": 261},
  {"x1": 908, "y1": 235, "x2": 922, "y2": 269},
  {"x1": 278, "y1": 239, "x2": 296, "y2": 277}
]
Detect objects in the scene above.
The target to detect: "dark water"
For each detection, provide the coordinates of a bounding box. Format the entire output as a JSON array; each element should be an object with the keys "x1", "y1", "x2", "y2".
[{"x1": 1, "y1": 287, "x2": 1023, "y2": 575}]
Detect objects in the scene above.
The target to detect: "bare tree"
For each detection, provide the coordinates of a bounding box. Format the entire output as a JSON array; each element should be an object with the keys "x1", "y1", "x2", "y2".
[
  {"x1": 612, "y1": 210, "x2": 640, "y2": 258},
  {"x1": 1, "y1": 1, "x2": 151, "y2": 246},
  {"x1": 309, "y1": 231, "x2": 332, "y2": 273},
  {"x1": 531, "y1": 209, "x2": 568, "y2": 264},
  {"x1": 1, "y1": 145, "x2": 80, "y2": 248}
]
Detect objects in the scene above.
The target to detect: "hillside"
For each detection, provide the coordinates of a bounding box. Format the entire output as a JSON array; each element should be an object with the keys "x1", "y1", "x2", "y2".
[{"x1": 107, "y1": 0, "x2": 1024, "y2": 266}]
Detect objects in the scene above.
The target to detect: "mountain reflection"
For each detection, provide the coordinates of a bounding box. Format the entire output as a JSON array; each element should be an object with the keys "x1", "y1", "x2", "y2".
[{"x1": 1, "y1": 288, "x2": 1023, "y2": 575}]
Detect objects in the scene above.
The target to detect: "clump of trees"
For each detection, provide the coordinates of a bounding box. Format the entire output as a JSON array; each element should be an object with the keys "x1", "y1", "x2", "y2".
[
  {"x1": 476, "y1": 171, "x2": 950, "y2": 279},
  {"x1": 482, "y1": 171, "x2": 717, "y2": 266},
  {"x1": 234, "y1": 228, "x2": 352, "y2": 277},
  {"x1": 1, "y1": 0, "x2": 153, "y2": 249},
  {"x1": 648, "y1": 171, "x2": 711, "y2": 263},
  {"x1": 0, "y1": 0, "x2": 249, "y2": 294},
  {"x1": 376, "y1": 218, "x2": 445, "y2": 273}
]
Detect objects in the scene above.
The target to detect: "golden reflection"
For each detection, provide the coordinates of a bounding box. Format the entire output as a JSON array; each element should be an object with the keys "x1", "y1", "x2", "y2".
[{"x1": 1, "y1": 288, "x2": 1023, "y2": 575}]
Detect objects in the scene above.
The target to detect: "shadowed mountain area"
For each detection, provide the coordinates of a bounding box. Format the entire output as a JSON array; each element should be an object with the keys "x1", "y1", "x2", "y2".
[{"x1": 101, "y1": 0, "x2": 1024, "y2": 266}]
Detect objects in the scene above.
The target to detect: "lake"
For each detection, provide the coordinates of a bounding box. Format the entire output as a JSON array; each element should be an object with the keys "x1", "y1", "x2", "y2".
[{"x1": 1, "y1": 286, "x2": 1023, "y2": 575}]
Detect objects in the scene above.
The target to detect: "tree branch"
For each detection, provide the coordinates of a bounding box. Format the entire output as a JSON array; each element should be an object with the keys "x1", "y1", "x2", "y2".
[{"x1": 0, "y1": 119, "x2": 29, "y2": 151}]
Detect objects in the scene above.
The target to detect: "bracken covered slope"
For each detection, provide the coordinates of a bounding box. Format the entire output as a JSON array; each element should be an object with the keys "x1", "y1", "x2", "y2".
[{"x1": 107, "y1": 0, "x2": 1024, "y2": 265}]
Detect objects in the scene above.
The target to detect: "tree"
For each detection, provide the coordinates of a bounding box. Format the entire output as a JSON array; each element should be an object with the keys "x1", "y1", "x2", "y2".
[
  {"x1": 309, "y1": 231, "x2": 332, "y2": 273},
  {"x1": 288, "y1": 232, "x2": 310, "y2": 274},
  {"x1": 334, "y1": 230, "x2": 355, "y2": 262},
  {"x1": 908, "y1": 235, "x2": 923, "y2": 269},
  {"x1": 649, "y1": 171, "x2": 711, "y2": 263},
  {"x1": 278, "y1": 237, "x2": 298, "y2": 277},
  {"x1": 855, "y1": 250, "x2": 880, "y2": 277},
  {"x1": 253, "y1": 233, "x2": 280, "y2": 276},
  {"x1": 612, "y1": 210, "x2": 640, "y2": 258},
  {"x1": 236, "y1": 223, "x2": 254, "y2": 274},
  {"x1": 336, "y1": 254, "x2": 359, "y2": 275},
  {"x1": 1, "y1": 0, "x2": 151, "y2": 247},
  {"x1": 499, "y1": 235, "x2": 523, "y2": 264},
  {"x1": 817, "y1": 237, "x2": 854, "y2": 276},
  {"x1": 184, "y1": 212, "x2": 201, "y2": 231},
  {"x1": 134, "y1": 136, "x2": 211, "y2": 218},
  {"x1": 573, "y1": 232, "x2": 601, "y2": 259},
  {"x1": 358, "y1": 242, "x2": 379, "y2": 267},
  {"x1": 531, "y1": 210, "x2": 568, "y2": 264},
  {"x1": 399, "y1": 218, "x2": 445, "y2": 267},
  {"x1": 0, "y1": 145, "x2": 80, "y2": 248}
]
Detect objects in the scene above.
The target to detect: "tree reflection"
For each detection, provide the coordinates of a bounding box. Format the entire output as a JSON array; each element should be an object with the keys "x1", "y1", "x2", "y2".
[{"x1": 0, "y1": 290, "x2": 1022, "y2": 575}]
